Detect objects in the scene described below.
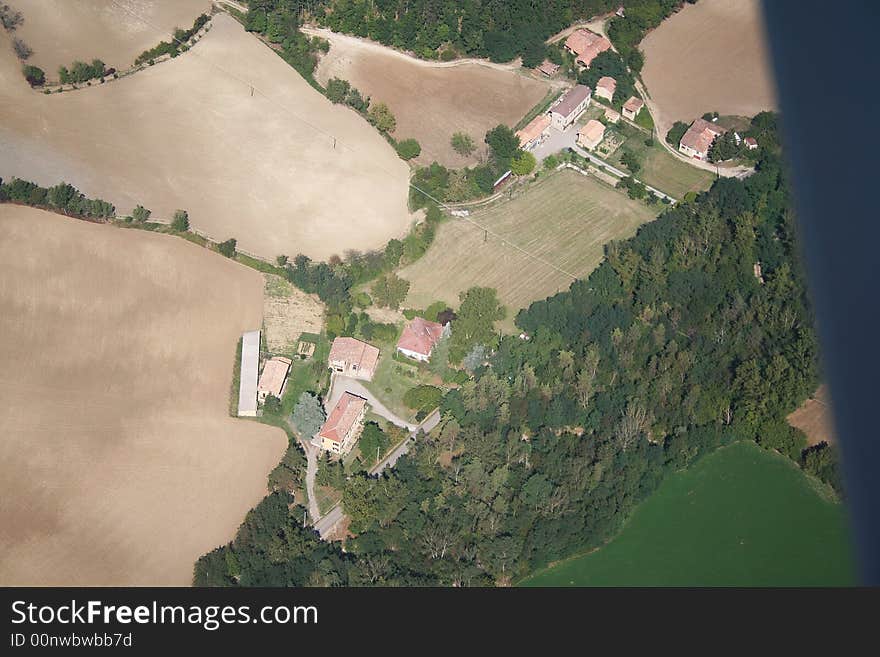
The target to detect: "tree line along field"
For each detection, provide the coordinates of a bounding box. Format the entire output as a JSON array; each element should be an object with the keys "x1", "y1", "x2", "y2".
[
  {"x1": 0, "y1": 13, "x2": 412, "y2": 261},
  {"x1": 399, "y1": 170, "x2": 660, "y2": 330},
  {"x1": 310, "y1": 27, "x2": 555, "y2": 168},
  {"x1": 10, "y1": 0, "x2": 210, "y2": 75},
  {"x1": 521, "y1": 441, "x2": 854, "y2": 586},
  {"x1": 0, "y1": 205, "x2": 287, "y2": 586}
]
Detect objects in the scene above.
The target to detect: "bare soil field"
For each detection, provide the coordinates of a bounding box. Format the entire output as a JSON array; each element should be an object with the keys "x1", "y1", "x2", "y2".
[
  {"x1": 0, "y1": 206, "x2": 287, "y2": 586},
  {"x1": 788, "y1": 385, "x2": 837, "y2": 446},
  {"x1": 0, "y1": 14, "x2": 412, "y2": 261},
  {"x1": 263, "y1": 274, "x2": 324, "y2": 355},
  {"x1": 640, "y1": 0, "x2": 777, "y2": 137},
  {"x1": 12, "y1": 0, "x2": 210, "y2": 74},
  {"x1": 399, "y1": 171, "x2": 659, "y2": 330},
  {"x1": 310, "y1": 28, "x2": 553, "y2": 167}
]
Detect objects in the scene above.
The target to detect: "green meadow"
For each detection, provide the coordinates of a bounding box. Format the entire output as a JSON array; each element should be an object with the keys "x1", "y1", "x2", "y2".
[{"x1": 522, "y1": 441, "x2": 855, "y2": 586}]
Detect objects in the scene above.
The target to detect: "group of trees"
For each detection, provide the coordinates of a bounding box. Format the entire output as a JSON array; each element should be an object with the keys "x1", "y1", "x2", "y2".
[
  {"x1": 134, "y1": 13, "x2": 210, "y2": 65},
  {"x1": 196, "y1": 111, "x2": 842, "y2": 587},
  {"x1": 575, "y1": 50, "x2": 637, "y2": 108},
  {"x1": 0, "y1": 177, "x2": 115, "y2": 219},
  {"x1": 244, "y1": 1, "x2": 328, "y2": 80},
  {"x1": 58, "y1": 59, "x2": 107, "y2": 85}
]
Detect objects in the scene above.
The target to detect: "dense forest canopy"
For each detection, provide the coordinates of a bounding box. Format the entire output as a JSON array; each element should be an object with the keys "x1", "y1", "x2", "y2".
[
  {"x1": 247, "y1": 0, "x2": 689, "y2": 66},
  {"x1": 195, "y1": 112, "x2": 840, "y2": 587}
]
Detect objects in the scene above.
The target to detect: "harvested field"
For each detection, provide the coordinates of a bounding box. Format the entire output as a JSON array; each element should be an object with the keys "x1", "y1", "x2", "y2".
[
  {"x1": 0, "y1": 206, "x2": 287, "y2": 586},
  {"x1": 640, "y1": 0, "x2": 777, "y2": 137},
  {"x1": 263, "y1": 274, "x2": 324, "y2": 356},
  {"x1": 0, "y1": 14, "x2": 412, "y2": 261},
  {"x1": 310, "y1": 28, "x2": 554, "y2": 168},
  {"x1": 788, "y1": 385, "x2": 837, "y2": 446},
  {"x1": 12, "y1": 0, "x2": 210, "y2": 74},
  {"x1": 399, "y1": 171, "x2": 659, "y2": 328}
]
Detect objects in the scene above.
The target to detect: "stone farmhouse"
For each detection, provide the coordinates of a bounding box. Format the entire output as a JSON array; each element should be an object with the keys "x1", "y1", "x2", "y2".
[
  {"x1": 564, "y1": 28, "x2": 612, "y2": 68},
  {"x1": 318, "y1": 391, "x2": 367, "y2": 455},
  {"x1": 396, "y1": 317, "x2": 448, "y2": 362},
  {"x1": 549, "y1": 85, "x2": 592, "y2": 131},
  {"x1": 679, "y1": 118, "x2": 725, "y2": 161},
  {"x1": 328, "y1": 336, "x2": 380, "y2": 381}
]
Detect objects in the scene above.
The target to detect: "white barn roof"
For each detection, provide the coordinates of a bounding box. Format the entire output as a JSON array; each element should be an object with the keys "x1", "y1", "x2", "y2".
[{"x1": 238, "y1": 330, "x2": 260, "y2": 416}]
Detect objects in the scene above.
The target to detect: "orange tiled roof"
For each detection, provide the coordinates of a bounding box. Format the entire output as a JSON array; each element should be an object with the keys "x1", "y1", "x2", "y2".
[
  {"x1": 516, "y1": 114, "x2": 551, "y2": 146},
  {"x1": 328, "y1": 337, "x2": 379, "y2": 372},
  {"x1": 397, "y1": 317, "x2": 444, "y2": 357},
  {"x1": 319, "y1": 392, "x2": 367, "y2": 444}
]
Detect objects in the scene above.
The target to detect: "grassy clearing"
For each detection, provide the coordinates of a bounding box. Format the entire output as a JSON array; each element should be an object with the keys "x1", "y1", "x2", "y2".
[
  {"x1": 362, "y1": 339, "x2": 441, "y2": 422},
  {"x1": 521, "y1": 441, "x2": 855, "y2": 586},
  {"x1": 399, "y1": 170, "x2": 660, "y2": 331},
  {"x1": 514, "y1": 87, "x2": 562, "y2": 131},
  {"x1": 603, "y1": 121, "x2": 714, "y2": 198}
]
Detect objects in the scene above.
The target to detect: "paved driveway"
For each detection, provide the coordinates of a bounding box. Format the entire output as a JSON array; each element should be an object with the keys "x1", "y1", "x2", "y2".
[{"x1": 325, "y1": 374, "x2": 416, "y2": 431}]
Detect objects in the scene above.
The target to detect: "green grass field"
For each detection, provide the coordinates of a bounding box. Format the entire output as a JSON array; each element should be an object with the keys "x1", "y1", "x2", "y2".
[
  {"x1": 521, "y1": 441, "x2": 855, "y2": 586},
  {"x1": 400, "y1": 170, "x2": 659, "y2": 331}
]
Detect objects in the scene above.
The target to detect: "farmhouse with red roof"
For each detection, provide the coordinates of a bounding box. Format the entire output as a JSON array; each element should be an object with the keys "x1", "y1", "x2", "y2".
[
  {"x1": 318, "y1": 392, "x2": 368, "y2": 455},
  {"x1": 328, "y1": 337, "x2": 379, "y2": 381},
  {"x1": 397, "y1": 316, "x2": 448, "y2": 362},
  {"x1": 679, "y1": 118, "x2": 726, "y2": 161},
  {"x1": 564, "y1": 28, "x2": 612, "y2": 68}
]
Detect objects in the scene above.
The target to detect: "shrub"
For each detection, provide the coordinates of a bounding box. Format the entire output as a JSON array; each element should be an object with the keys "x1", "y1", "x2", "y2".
[
  {"x1": 396, "y1": 138, "x2": 421, "y2": 160},
  {"x1": 451, "y1": 132, "x2": 475, "y2": 156},
  {"x1": 131, "y1": 205, "x2": 151, "y2": 223},
  {"x1": 12, "y1": 37, "x2": 31, "y2": 60},
  {"x1": 21, "y1": 64, "x2": 44, "y2": 87},
  {"x1": 171, "y1": 209, "x2": 189, "y2": 232},
  {"x1": 218, "y1": 238, "x2": 237, "y2": 258}
]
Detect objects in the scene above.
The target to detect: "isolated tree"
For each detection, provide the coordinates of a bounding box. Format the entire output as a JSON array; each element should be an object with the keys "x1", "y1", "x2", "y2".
[
  {"x1": 621, "y1": 150, "x2": 641, "y2": 174},
  {"x1": 449, "y1": 287, "x2": 506, "y2": 362},
  {"x1": 368, "y1": 102, "x2": 396, "y2": 133},
  {"x1": 218, "y1": 238, "x2": 237, "y2": 258},
  {"x1": 21, "y1": 64, "x2": 44, "y2": 86},
  {"x1": 371, "y1": 272, "x2": 410, "y2": 309},
  {"x1": 262, "y1": 393, "x2": 282, "y2": 414},
  {"x1": 171, "y1": 209, "x2": 189, "y2": 231},
  {"x1": 345, "y1": 87, "x2": 369, "y2": 112},
  {"x1": 0, "y1": 4, "x2": 23, "y2": 31},
  {"x1": 396, "y1": 138, "x2": 421, "y2": 160},
  {"x1": 451, "y1": 132, "x2": 476, "y2": 156},
  {"x1": 325, "y1": 77, "x2": 351, "y2": 103},
  {"x1": 131, "y1": 205, "x2": 151, "y2": 223},
  {"x1": 485, "y1": 125, "x2": 521, "y2": 164},
  {"x1": 511, "y1": 150, "x2": 536, "y2": 175},
  {"x1": 291, "y1": 392, "x2": 325, "y2": 438}
]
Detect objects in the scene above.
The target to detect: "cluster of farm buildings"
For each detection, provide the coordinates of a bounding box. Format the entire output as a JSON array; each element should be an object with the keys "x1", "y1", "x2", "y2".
[
  {"x1": 236, "y1": 315, "x2": 449, "y2": 458},
  {"x1": 516, "y1": 27, "x2": 647, "y2": 156}
]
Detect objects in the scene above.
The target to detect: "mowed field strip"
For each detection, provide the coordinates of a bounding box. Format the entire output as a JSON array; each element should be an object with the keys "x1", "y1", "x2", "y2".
[
  {"x1": 400, "y1": 171, "x2": 659, "y2": 325},
  {"x1": 0, "y1": 206, "x2": 287, "y2": 586},
  {"x1": 640, "y1": 0, "x2": 777, "y2": 136},
  {"x1": 0, "y1": 13, "x2": 412, "y2": 260},
  {"x1": 12, "y1": 0, "x2": 210, "y2": 74},
  {"x1": 310, "y1": 27, "x2": 554, "y2": 167}
]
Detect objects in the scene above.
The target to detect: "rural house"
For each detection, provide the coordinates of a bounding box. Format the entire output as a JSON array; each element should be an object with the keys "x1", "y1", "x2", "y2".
[
  {"x1": 516, "y1": 114, "x2": 552, "y2": 150},
  {"x1": 397, "y1": 316, "x2": 448, "y2": 362},
  {"x1": 318, "y1": 392, "x2": 368, "y2": 455},
  {"x1": 745, "y1": 136, "x2": 758, "y2": 150},
  {"x1": 328, "y1": 336, "x2": 380, "y2": 381},
  {"x1": 595, "y1": 76, "x2": 616, "y2": 102},
  {"x1": 563, "y1": 28, "x2": 612, "y2": 68},
  {"x1": 679, "y1": 118, "x2": 726, "y2": 161},
  {"x1": 622, "y1": 96, "x2": 645, "y2": 121},
  {"x1": 536, "y1": 60, "x2": 560, "y2": 77},
  {"x1": 577, "y1": 119, "x2": 606, "y2": 150},
  {"x1": 549, "y1": 85, "x2": 592, "y2": 131},
  {"x1": 257, "y1": 356, "x2": 292, "y2": 403},
  {"x1": 237, "y1": 329, "x2": 260, "y2": 417},
  {"x1": 604, "y1": 107, "x2": 621, "y2": 123}
]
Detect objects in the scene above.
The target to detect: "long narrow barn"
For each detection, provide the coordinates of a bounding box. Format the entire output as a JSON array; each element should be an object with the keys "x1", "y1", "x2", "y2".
[{"x1": 237, "y1": 329, "x2": 261, "y2": 417}]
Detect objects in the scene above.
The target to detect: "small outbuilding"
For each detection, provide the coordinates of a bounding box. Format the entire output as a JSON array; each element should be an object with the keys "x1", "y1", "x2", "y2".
[
  {"x1": 595, "y1": 76, "x2": 616, "y2": 102},
  {"x1": 258, "y1": 356, "x2": 292, "y2": 402},
  {"x1": 577, "y1": 119, "x2": 606, "y2": 150},
  {"x1": 622, "y1": 96, "x2": 645, "y2": 121}
]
